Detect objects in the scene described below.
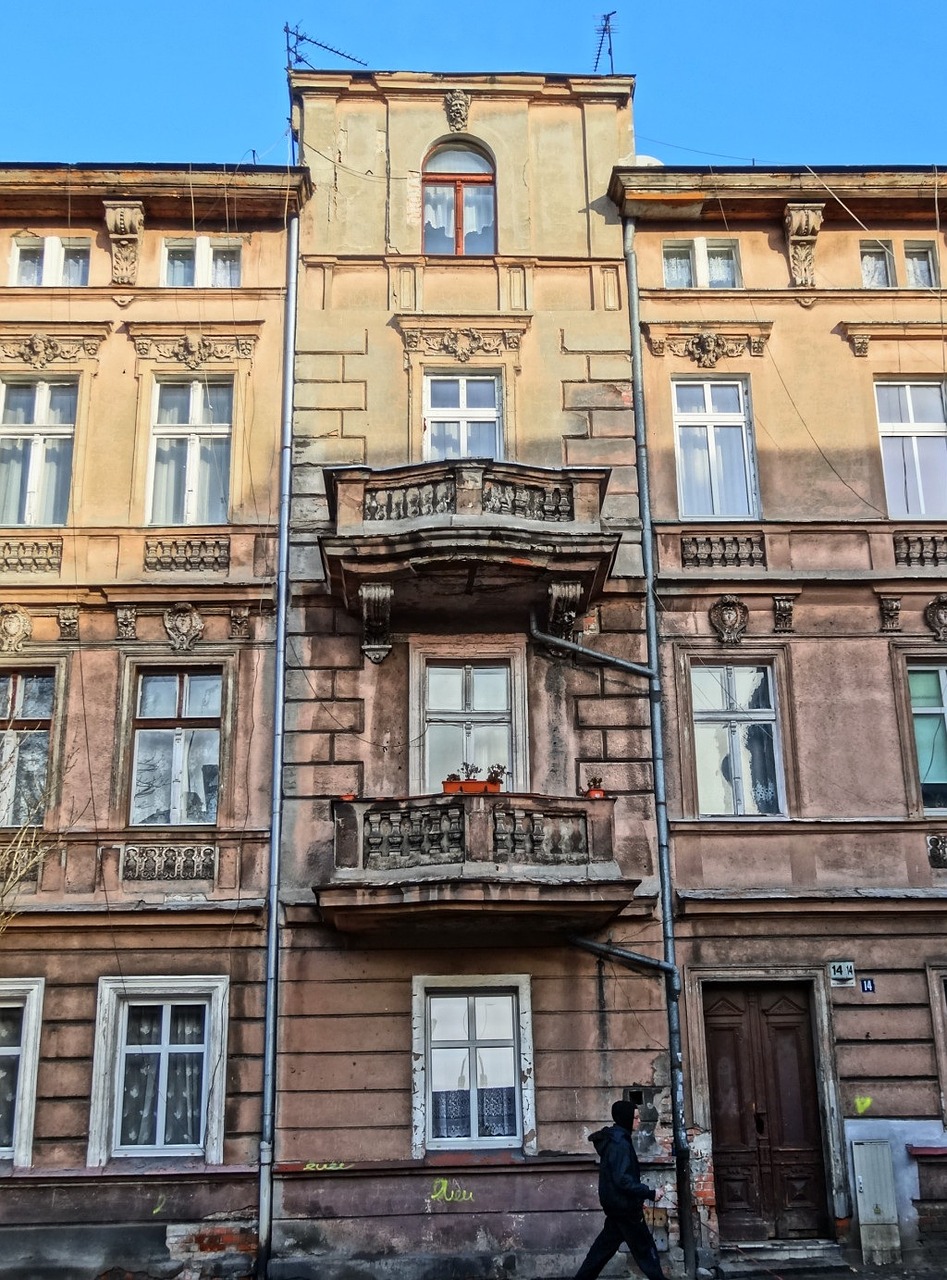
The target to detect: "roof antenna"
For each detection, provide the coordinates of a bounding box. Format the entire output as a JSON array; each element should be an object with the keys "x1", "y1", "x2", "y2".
[
  {"x1": 594, "y1": 11, "x2": 617, "y2": 74},
  {"x1": 284, "y1": 22, "x2": 368, "y2": 70}
]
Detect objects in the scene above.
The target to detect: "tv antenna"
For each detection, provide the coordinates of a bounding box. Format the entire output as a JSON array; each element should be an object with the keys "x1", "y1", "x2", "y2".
[
  {"x1": 284, "y1": 23, "x2": 367, "y2": 70},
  {"x1": 593, "y1": 11, "x2": 617, "y2": 74}
]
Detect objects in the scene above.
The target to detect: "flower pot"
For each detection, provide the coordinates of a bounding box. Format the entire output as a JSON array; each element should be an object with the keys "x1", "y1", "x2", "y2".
[
  {"x1": 442, "y1": 779, "x2": 462, "y2": 793},
  {"x1": 585, "y1": 787, "x2": 606, "y2": 799}
]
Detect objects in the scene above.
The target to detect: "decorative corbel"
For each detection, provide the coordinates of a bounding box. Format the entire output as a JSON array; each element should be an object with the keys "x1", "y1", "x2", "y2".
[
  {"x1": 924, "y1": 594, "x2": 947, "y2": 642},
  {"x1": 783, "y1": 203, "x2": 824, "y2": 288},
  {"x1": 57, "y1": 606, "x2": 79, "y2": 642},
  {"x1": 879, "y1": 596, "x2": 902, "y2": 632},
  {"x1": 116, "y1": 605, "x2": 138, "y2": 641},
  {"x1": 547, "y1": 581, "x2": 583, "y2": 640},
  {"x1": 103, "y1": 200, "x2": 145, "y2": 286},
  {"x1": 359, "y1": 583, "x2": 393, "y2": 664},
  {"x1": 929, "y1": 834, "x2": 947, "y2": 869},
  {"x1": 709, "y1": 594, "x2": 748, "y2": 645},
  {"x1": 772, "y1": 596, "x2": 794, "y2": 634}
]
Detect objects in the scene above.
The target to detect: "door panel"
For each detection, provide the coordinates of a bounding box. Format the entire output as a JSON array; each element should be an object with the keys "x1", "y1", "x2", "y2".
[{"x1": 703, "y1": 983, "x2": 830, "y2": 1241}]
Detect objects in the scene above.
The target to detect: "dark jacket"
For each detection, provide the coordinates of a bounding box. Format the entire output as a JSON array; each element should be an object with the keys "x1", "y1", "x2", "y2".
[{"x1": 590, "y1": 1124, "x2": 656, "y2": 1218}]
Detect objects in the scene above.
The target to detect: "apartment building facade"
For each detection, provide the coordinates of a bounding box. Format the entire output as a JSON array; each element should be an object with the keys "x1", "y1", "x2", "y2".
[
  {"x1": 0, "y1": 163, "x2": 308, "y2": 1277},
  {"x1": 270, "y1": 71, "x2": 678, "y2": 1280},
  {"x1": 609, "y1": 165, "x2": 947, "y2": 1268}
]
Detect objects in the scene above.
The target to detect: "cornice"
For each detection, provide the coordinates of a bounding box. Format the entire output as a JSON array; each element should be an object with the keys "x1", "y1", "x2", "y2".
[
  {"x1": 0, "y1": 322, "x2": 112, "y2": 366},
  {"x1": 395, "y1": 313, "x2": 531, "y2": 363},
  {"x1": 840, "y1": 319, "x2": 947, "y2": 355},
  {"x1": 641, "y1": 319, "x2": 772, "y2": 365}
]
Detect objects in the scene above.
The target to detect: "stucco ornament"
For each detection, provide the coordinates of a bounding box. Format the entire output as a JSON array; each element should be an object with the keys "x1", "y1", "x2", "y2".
[
  {"x1": 57, "y1": 606, "x2": 79, "y2": 641},
  {"x1": 783, "y1": 202, "x2": 824, "y2": 288},
  {"x1": 0, "y1": 604, "x2": 32, "y2": 653},
  {"x1": 116, "y1": 605, "x2": 138, "y2": 641},
  {"x1": 163, "y1": 602, "x2": 205, "y2": 651},
  {"x1": 879, "y1": 596, "x2": 902, "y2": 632},
  {"x1": 548, "y1": 581, "x2": 582, "y2": 639},
  {"x1": 928, "y1": 834, "x2": 947, "y2": 869},
  {"x1": 359, "y1": 583, "x2": 393, "y2": 664},
  {"x1": 924, "y1": 594, "x2": 947, "y2": 642},
  {"x1": 709, "y1": 595, "x2": 748, "y2": 645},
  {"x1": 104, "y1": 200, "x2": 145, "y2": 285},
  {"x1": 444, "y1": 89, "x2": 471, "y2": 132}
]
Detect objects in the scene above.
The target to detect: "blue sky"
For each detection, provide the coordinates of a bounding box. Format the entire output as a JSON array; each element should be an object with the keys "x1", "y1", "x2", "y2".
[{"x1": 4, "y1": 1, "x2": 943, "y2": 167}]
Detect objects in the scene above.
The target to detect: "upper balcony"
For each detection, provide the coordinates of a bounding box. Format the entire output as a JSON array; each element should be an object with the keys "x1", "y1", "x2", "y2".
[
  {"x1": 319, "y1": 459, "x2": 618, "y2": 627},
  {"x1": 315, "y1": 791, "x2": 639, "y2": 937}
]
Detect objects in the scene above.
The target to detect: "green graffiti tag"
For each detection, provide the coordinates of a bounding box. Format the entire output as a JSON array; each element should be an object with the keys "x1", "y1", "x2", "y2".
[
  {"x1": 429, "y1": 1177, "x2": 474, "y2": 1203},
  {"x1": 304, "y1": 1160, "x2": 353, "y2": 1171}
]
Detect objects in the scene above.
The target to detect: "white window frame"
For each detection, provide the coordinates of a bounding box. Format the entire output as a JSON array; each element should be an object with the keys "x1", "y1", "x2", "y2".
[
  {"x1": 87, "y1": 975, "x2": 229, "y2": 1166},
  {"x1": 875, "y1": 380, "x2": 947, "y2": 519},
  {"x1": 147, "y1": 379, "x2": 232, "y2": 526},
  {"x1": 672, "y1": 378, "x2": 760, "y2": 519},
  {"x1": 662, "y1": 237, "x2": 741, "y2": 288},
  {"x1": 411, "y1": 973, "x2": 535, "y2": 1158},
  {"x1": 129, "y1": 667, "x2": 223, "y2": 827},
  {"x1": 689, "y1": 660, "x2": 786, "y2": 817},
  {"x1": 10, "y1": 236, "x2": 90, "y2": 287},
  {"x1": 0, "y1": 977, "x2": 44, "y2": 1166},
  {"x1": 408, "y1": 637, "x2": 529, "y2": 795},
  {"x1": 0, "y1": 669, "x2": 54, "y2": 828},
  {"x1": 161, "y1": 237, "x2": 242, "y2": 288},
  {"x1": 0, "y1": 378, "x2": 77, "y2": 526},
  {"x1": 904, "y1": 241, "x2": 939, "y2": 288},
  {"x1": 907, "y1": 664, "x2": 947, "y2": 814},
  {"x1": 422, "y1": 371, "x2": 503, "y2": 461},
  {"x1": 860, "y1": 240, "x2": 896, "y2": 287}
]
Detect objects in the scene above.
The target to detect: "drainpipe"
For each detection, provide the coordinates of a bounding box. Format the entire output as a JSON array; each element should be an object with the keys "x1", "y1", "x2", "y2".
[
  {"x1": 622, "y1": 215, "x2": 696, "y2": 1279},
  {"x1": 257, "y1": 208, "x2": 300, "y2": 1278}
]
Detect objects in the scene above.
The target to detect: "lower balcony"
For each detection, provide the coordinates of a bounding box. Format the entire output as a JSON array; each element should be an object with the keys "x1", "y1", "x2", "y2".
[{"x1": 315, "y1": 793, "x2": 638, "y2": 936}]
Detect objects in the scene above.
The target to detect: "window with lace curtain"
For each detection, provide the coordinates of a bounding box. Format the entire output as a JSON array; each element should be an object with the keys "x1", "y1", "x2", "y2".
[
  {"x1": 412, "y1": 974, "x2": 536, "y2": 1154},
  {"x1": 875, "y1": 381, "x2": 947, "y2": 518},
  {"x1": 11, "y1": 237, "x2": 90, "y2": 287},
  {"x1": 663, "y1": 238, "x2": 741, "y2": 288},
  {"x1": 422, "y1": 144, "x2": 496, "y2": 256},
  {"x1": 87, "y1": 975, "x2": 229, "y2": 1164},
  {"x1": 0, "y1": 378, "x2": 76, "y2": 526},
  {"x1": 148, "y1": 380, "x2": 232, "y2": 525},
  {"x1": 0, "y1": 978, "x2": 43, "y2": 1167},
  {"x1": 161, "y1": 237, "x2": 241, "y2": 287}
]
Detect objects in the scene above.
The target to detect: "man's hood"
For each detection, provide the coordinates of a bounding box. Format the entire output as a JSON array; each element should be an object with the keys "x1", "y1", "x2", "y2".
[{"x1": 589, "y1": 1123, "x2": 624, "y2": 1156}]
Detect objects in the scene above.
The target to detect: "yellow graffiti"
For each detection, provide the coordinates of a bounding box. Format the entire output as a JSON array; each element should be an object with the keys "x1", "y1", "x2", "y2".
[
  {"x1": 304, "y1": 1160, "x2": 353, "y2": 1171},
  {"x1": 152, "y1": 1194, "x2": 167, "y2": 1215},
  {"x1": 429, "y1": 1177, "x2": 474, "y2": 1203},
  {"x1": 854, "y1": 1096, "x2": 873, "y2": 1115}
]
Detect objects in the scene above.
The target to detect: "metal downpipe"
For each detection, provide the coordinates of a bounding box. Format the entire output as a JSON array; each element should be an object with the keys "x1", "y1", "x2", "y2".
[
  {"x1": 257, "y1": 209, "x2": 300, "y2": 1277},
  {"x1": 622, "y1": 216, "x2": 697, "y2": 1278}
]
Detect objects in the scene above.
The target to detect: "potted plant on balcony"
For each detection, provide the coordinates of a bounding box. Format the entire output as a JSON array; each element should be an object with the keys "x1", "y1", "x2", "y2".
[
  {"x1": 442, "y1": 762, "x2": 508, "y2": 794},
  {"x1": 584, "y1": 774, "x2": 606, "y2": 799}
]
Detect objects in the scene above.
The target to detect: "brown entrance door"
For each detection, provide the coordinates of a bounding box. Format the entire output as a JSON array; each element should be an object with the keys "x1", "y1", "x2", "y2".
[{"x1": 702, "y1": 983, "x2": 830, "y2": 1240}]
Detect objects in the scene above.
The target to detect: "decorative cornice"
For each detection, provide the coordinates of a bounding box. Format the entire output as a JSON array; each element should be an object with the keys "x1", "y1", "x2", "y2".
[
  {"x1": 894, "y1": 533, "x2": 947, "y2": 567},
  {"x1": 642, "y1": 321, "x2": 772, "y2": 367},
  {"x1": 841, "y1": 320, "x2": 947, "y2": 356},
  {"x1": 548, "y1": 581, "x2": 582, "y2": 639},
  {"x1": 396, "y1": 314, "x2": 531, "y2": 363},
  {"x1": 131, "y1": 331, "x2": 257, "y2": 369},
  {"x1": 783, "y1": 202, "x2": 824, "y2": 288},
  {"x1": 0, "y1": 327, "x2": 109, "y2": 367}
]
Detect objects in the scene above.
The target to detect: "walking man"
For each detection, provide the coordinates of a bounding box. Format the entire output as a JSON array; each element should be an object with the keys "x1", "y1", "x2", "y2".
[{"x1": 574, "y1": 1098, "x2": 667, "y2": 1280}]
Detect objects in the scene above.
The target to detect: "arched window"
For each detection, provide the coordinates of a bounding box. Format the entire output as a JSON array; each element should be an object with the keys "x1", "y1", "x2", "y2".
[{"x1": 422, "y1": 145, "x2": 496, "y2": 256}]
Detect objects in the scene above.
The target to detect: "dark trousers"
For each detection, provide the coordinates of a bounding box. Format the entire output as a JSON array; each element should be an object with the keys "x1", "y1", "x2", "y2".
[{"x1": 574, "y1": 1211, "x2": 665, "y2": 1280}]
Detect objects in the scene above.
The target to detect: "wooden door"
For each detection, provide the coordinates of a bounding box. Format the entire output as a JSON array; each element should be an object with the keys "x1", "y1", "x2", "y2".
[{"x1": 703, "y1": 983, "x2": 830, "y2": 1240}]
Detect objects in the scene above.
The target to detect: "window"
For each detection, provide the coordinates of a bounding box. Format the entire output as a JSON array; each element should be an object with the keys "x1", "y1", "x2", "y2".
[
  {"x1": 876, "y1": 382, "x2": 947, "y2": 519},
  {"x1": 410, "y1": 639, "x2": 528, "y2": 795},
  {"x1": 905, "y1": 242, "x2": 938, "y2": 288},
  {"x1": 690, "y1": 662, "x2": 784, "y2": 816},
  {"x1": 162, "y1": 238, "x2": 241, "y2": 287},
  {"x1": 0, "y1": 670, "x2": 53, "y2": 827},
  {"x1": 423, "y1": 661, "x2": 511, "y2": 790},
  {"x1": 11, "y1": 237, "x2": 89, "y2": 287},
  {"x1": 663, "y1": 239, "x2": 741, "y2": 288},
  {"x1": 0, "y1": 379, "x2": 76, "y2": 526},
  {"x1": 908, "y1": 666, "x2": 947, "y2": 811},
  {"x1": 87, "y1": 975, "x2": 228, "y2": 1164},
  {"x1": 149, "y1": 380, "x2": 232, "y2": 525},
  {"x1": 411, "y1": 974, "x2": 536, "y2": 1156},
  {"x1": 0, "y1": 978, "x2": 44, "y2": 1166},
  {"x1": 861, "y1": 241, "x2": 895, "y2": 287},
  {"x1": 130, "y1": 669, "x2": 222, "y2": 826},
  {"x1": 424, "y1": 374, "x2": 501, "y2": 460},
  {"x1": 673, "y1": 380, "x2": 758, "y2": 518},
  {"x1": 422, "y1": 145, "x2": 496, "y2": 256}
]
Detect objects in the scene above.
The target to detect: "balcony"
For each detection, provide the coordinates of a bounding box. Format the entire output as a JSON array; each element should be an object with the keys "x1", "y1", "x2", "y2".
[
  {"x1": 315, "y1": 792, "x2": 638, "y2": 936},
  {"x1": 319, "y1": 459, "x2": 618, "y2": 626}
]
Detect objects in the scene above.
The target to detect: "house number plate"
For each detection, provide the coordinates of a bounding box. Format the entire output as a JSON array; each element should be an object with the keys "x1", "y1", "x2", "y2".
[{"x1": 828, "y1": 960, "x2": 855, "y2": 987}]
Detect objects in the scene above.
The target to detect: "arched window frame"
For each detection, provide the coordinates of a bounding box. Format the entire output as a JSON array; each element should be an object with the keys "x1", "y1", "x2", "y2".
[{"x1": 422, "y1": 142, "x2": 496, "y2": 257}]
